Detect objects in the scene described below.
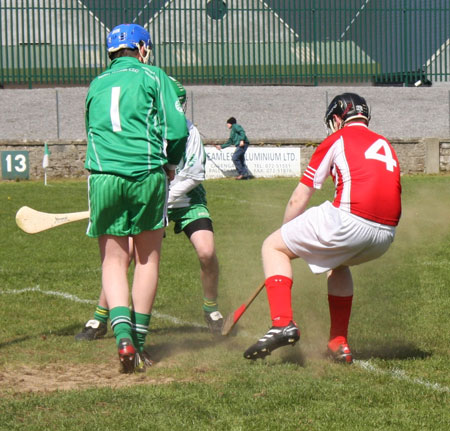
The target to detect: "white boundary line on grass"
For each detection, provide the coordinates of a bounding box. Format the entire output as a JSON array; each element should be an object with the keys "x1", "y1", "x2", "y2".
[
  {"x1": 0, "y1": 286, "x2": 97, "y2": 305},
  {"x1": 0, "y1": 286, "x2": 205, "y2": 328},
  {"x1": 356, "y1": 360, "x2": 450, "y2": 393},
  {"x1": 2, "y1": 287, "x2": 449, "y2": 394}
]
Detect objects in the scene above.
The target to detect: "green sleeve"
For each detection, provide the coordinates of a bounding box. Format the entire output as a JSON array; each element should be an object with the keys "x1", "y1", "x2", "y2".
[
  {"x1": 84, "y1": 87, "x2": 91, "y2": 135},
  {"x1": 154, "y1": 70, "x2": 189, "y2": 165},
  {"x1": 167, "y1": 137, "x2": 188, "y2": 166},
  {"x1": 157, "y1": 72, "x2": 188, "y2": 140},
  {"x1": 221, "y1": 138, "x2": 233, "y2": 149}
]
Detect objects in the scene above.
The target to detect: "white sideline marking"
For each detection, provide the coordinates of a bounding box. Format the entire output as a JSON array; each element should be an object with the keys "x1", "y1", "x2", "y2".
[
  {"x1": 0, "y1": 286, "x2": 205, "y2": 328},
  {"x1": 0, "y1": 286, "x2": 96, "y2": 304},
  {"x1": 356, "y1": 360, "x2": 450, "y2": 393},
  {"x1": 3, "y1": 287, "x2": 449, "y2": 393},
  {"x1": 152, "y1": 311, "x2": 204, "y2": 328}
]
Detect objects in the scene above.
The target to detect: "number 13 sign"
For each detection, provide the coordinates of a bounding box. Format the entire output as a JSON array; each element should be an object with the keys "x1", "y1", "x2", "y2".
[{"x1": 1, "y1": 151, "x2": 30, "y2": 180}]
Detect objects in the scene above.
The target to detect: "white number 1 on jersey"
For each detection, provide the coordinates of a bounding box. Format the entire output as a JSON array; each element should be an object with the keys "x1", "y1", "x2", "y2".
[
  {"x1": 364, "y1": 139, "x2": 397, "y2": 172},
  {"x1": 110, "y1": 87, "x2": 122, "y2": 132}
]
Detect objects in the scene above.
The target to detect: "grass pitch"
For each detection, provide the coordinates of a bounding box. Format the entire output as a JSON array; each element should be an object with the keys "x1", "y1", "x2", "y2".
[{"x1": 0, "y1": 176, "x2": 449, "y2": 430}]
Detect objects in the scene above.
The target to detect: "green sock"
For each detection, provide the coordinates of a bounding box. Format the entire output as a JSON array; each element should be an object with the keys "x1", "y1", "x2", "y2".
[
  {"x1": 203, "y1": 297, "x2": 218, "y2": 313},
  {"x1": 131, "y1": 311, "x2": 151, "y2": 353},
  {"x1": 93, "y1": 305, "x2": 109, "y2": 325},
  {"x1": 110, "y1": 306, "x2": 133, "y2": 347}
]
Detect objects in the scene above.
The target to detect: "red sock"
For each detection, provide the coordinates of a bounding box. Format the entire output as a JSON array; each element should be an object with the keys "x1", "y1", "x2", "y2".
[
  {"x1": 265, "y1": 275, "x2": 293, "y2": 327},
  {"x1": 328, "y1": 295, "x2": 353, "y2": 350}
]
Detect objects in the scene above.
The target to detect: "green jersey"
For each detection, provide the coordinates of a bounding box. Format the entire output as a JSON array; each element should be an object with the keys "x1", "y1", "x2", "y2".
[
  {"x1": 85, "y1": 56, "x2": 188, "y2": 178},
  {"x1": 221, "y1": 123, "x2": 249, "y2": 149}
]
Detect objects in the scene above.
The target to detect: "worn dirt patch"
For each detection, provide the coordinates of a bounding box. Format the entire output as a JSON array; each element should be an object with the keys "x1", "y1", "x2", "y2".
[{"x1": 0, "y1": 361, "x2": 183, "y2": 395}]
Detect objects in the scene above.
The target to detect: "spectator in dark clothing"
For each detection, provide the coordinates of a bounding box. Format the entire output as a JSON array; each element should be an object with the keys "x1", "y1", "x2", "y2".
[{"x1": 216, "y1": 117, "x2": 251, "y2": 180}]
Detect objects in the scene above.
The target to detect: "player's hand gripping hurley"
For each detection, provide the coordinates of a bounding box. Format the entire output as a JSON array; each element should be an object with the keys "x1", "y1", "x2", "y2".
[
  {"x1": 15, "y1": 206, "x2": 89, "y2": 234},
  {"x1": 221, "y1": 281, "x2": 265, "y2": 335}
]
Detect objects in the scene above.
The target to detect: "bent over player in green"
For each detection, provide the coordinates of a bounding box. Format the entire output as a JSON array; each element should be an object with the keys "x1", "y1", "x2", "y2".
[
  {"x1": 77, "y1": 77, "x2": 223, "y2": 362},
  {"x1": 84, "y1": 24, "x2": 188, "y2": 373}
]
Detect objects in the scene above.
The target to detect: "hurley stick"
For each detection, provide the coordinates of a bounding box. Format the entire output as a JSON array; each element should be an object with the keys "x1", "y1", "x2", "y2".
[
  {"x1": 16, "y1": 206, "x2": 89, "y2": 234},
  {"x1": 221, "y1": 281, "x2": 265, "y2": 336}
]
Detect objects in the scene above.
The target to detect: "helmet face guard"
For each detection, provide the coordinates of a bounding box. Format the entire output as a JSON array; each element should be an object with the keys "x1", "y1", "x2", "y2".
[
  {"x1": 107, "y1": 24, "x2": 153, "y2": 63},
  {"x1": 324, "y1": 93, "x2": 370, "y2": 134}
]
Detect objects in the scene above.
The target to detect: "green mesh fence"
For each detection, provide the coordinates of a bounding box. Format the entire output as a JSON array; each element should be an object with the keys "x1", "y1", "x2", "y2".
[{"x1": 0, "y1": 0, "x2": 448, "y2": 87}]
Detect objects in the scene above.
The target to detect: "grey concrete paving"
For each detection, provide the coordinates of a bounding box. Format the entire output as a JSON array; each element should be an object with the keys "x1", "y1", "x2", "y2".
[{"x1": 1, "y1": 83, "x2": 449, "y2": 142}]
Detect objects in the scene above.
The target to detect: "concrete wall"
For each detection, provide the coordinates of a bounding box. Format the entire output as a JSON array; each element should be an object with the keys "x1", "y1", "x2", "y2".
[
  {"x1": 1, "y1": 84, "x2": 450, "y2": 142},
  {"x1": 1, "y1": 83, "x2": 449, "y2": 179}
]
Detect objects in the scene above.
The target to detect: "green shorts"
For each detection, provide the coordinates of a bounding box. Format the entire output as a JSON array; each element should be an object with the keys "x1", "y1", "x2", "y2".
[
  {"x1": 87, "y1": 171, "x2": 167, "y2": 238},
  {"x1": 168, "y1": 203, "x2": 211, "y2": 234}
]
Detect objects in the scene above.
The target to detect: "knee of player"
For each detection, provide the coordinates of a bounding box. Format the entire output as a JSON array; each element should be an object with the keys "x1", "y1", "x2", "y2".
[
  {"x1": 262, "y1": 233, "x2": 277, "y2": 254},
  {"x1": 196, "y1": 247, "x2": 217, "y2": 267}
]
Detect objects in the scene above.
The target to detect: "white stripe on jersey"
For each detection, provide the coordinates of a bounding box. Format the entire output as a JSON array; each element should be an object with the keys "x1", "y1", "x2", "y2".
[
  {"x1": 110, "y1": 86, "x2": 122, "y2": 132},
  {"x1": 303, "y1": 166, "x2": 316, "y2": 181},
  {"x1": 305, "y1": 136, "x2": 352, "y2": 214},
  {"x1": 307, "y1": 137, "x2": 338, "y2": 189},
  {"x1": 334, "y1": 136, "x2": 352, "y2": 212}
]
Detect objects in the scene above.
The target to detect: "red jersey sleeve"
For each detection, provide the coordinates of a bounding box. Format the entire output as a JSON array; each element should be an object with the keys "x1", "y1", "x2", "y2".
[{"x1": 300, "y1": 136, "x2": 336, "y2": 189}]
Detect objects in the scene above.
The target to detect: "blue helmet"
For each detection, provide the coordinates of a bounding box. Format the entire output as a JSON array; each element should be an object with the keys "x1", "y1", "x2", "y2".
[{"x1": 107, "y1": 24, "x2": 152, "y2": 53}]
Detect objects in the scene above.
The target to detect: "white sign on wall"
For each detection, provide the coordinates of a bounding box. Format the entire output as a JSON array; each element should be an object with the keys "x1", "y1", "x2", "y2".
[{"x1": 205, "y1": 147, "x2": 301, "y2": 179}]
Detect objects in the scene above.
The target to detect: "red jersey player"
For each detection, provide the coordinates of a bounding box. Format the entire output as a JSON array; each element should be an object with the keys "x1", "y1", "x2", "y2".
[{"x1": 244, "y1": 93, "x2": 401, "y2": 364}]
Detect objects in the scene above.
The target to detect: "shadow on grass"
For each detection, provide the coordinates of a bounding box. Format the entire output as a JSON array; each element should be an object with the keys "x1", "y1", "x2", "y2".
[
  {"x1": 141, "y1": 324, "x2": 234, "y2": 362},
  {"x1": 149, "y1": 325, "x2": 208, "y2": 335},
  {"x1": 55, "y1": 323, "x2": 94, "y2": 337},
  {"x1": 245, "y1": 341, "x2": 431, "y2": 367},
  {"x1": 355, "y1": 342, "x2": 432, "y2": 361},
  {"x1": 241, "y1": 344, "x2": 307, "y2": 367},
  {"x1": 279, "y1": 347, "x2": 307, "y2": 366},
  {"x1": 0, "y1": 323, "x2": 104, "y2": 349},
  {"x1": 145, "y1": 338, "x2": 226, "y2": 362},
  {"x1": 0, "y1": 335, "x2": 33, "y2": 350}
]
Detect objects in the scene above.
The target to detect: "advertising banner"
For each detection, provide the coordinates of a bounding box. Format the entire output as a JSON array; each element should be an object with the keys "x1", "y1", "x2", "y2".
[{"x1": 205, "y1": 147, "x2": 300, "y2": 179}]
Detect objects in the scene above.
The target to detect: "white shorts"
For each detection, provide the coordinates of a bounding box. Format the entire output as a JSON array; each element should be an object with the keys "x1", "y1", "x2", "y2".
[{"x1": 281, "y1": 201, "x2": 396, "y2": 274}]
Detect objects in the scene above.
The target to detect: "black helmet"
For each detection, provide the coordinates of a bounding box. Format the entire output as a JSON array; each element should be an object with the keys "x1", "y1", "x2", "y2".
[{"x1": 324, "y1": 93, "x2": 370, "y2": 132}]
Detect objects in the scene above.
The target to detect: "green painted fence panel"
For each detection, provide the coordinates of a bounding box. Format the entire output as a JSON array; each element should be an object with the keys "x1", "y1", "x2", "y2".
[{"x1": 0, "y1": 1, "x2": 448, "y2": 86}]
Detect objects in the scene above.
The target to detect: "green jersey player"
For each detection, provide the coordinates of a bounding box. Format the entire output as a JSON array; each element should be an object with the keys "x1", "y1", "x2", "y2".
[
  {"x1": 76, "y1": 77, "x2": 223, "y2": 366},
  {"x1": 166, "y1": 79, "x2": 223, "y2": 333},
  {"x1": 84, "y1": 23, "x2": 188, "y2": 374}
]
